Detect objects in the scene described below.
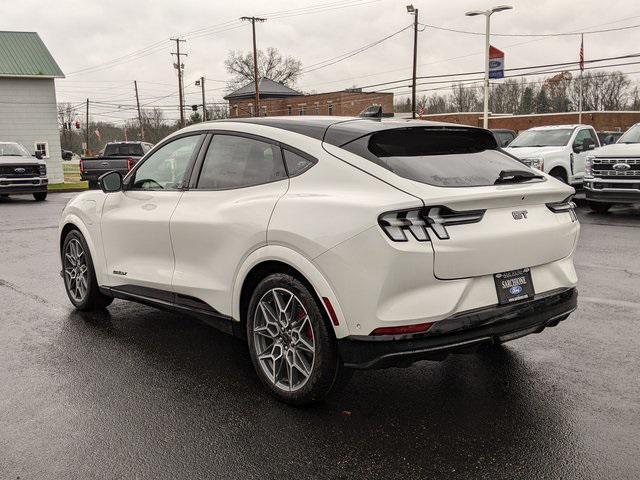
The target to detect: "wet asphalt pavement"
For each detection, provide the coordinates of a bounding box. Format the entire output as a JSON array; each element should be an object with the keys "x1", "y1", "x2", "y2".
[{"x1": 1, "y1": 193, "x2": 639, "y2": 480}]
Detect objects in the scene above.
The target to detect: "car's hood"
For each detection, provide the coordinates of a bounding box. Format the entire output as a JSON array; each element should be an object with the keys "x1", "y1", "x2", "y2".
[
  {"x1": 503, "y1": 146, "x2": 565, "y2": 158},
  {"x1": 0, "y1": 155, "x2": 41, "y2": 165},
  {"x1": 592, "y1": 143, "x2": 640, "y2": 157}
]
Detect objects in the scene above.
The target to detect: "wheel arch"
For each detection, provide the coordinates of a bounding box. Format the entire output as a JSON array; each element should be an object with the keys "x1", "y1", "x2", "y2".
[
  {"x1": 59, "y1": 214, "x2": 107, "y2": 285},
  {"x1": 233, "y1": 246, "x2": 351, "y2": 338},
  {"x1": 548, "y1": 165, "x2": 569, "y2": 183}
]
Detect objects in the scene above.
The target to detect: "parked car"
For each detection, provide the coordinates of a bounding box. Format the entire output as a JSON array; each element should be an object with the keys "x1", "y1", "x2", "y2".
[
  {"x1": 59, "y1": 118, "x2": 579, "y2": 405},
  {"x1": 584, "y1": 122, "x2": 640, "y2": 213},
  {"x1": 504, "y1": 124, "x2": 600, "y2": 185},
  {"x1": 597, "y1": 131, "x2": 623, "y2": 146},
  {"x1": 61, "y1": 149, "x2": 74, "y2": 161},
  {"x1": 80, "y1": 141, "x2": 153, "y2": 188},
  {"x1": 491, "y1": 128, "x2": 517, "y2": 147},
  {"x1": 0, "y1": 142, "x2": 48, "y2": 201}
]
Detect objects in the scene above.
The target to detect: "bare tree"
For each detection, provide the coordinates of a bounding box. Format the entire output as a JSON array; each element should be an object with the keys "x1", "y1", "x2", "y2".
[
  {"x1": 570, "y1": 71, "x2": 630, "y2": 111},
  {"x1": 225, "y1": 47, "x2": 302, "y2": 91},
  {"x1": 449, "y1": 83, "x2": 481, "y2": 112}
]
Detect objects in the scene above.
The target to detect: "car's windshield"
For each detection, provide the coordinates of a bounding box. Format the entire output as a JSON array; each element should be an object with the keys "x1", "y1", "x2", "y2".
[
  {"x1": 509, "y1": 129, "x2": 573, "y2": 147},
  {"x1": 0, "y1": 142, "x2": 30, "y2": 157},
  {"x1": 617, "y1": 124, "x2": 640, "y2": 144}
]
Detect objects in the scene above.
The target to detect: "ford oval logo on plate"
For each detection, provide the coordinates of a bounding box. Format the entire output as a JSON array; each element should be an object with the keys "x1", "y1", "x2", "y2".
[
  {"x1": 613, "y1": 163, "x2": 631, "y2": 171},
  {"x1": 509, "y1": 285, "x2": 523, "y2": 295}
]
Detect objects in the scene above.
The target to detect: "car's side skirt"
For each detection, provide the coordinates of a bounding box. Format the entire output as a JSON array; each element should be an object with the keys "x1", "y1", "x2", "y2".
[{"x1": 99, "y1": 285, "x2": 243, "y2": 338}]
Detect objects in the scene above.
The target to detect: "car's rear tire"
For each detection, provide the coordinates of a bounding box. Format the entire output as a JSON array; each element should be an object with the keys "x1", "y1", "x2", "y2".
[
  {"x1": 589, "y1": 202, "x2": 611, "y2": 214},
  {"x1": 33, "y1": 192, "x2": 47, "y2": 201},
  {"x1": 62, "y1": 229, "x2": 113, "y2": 310},
  {"x1": 246, "y1": 273, "x2": 345, "y2": 405}
]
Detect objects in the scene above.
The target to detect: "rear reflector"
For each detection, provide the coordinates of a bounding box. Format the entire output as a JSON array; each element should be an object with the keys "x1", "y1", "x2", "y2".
[
  {"x1": 322, "y1": 297, "x2": 340, "y2": 326},
  {"x1": 79, "y1": 160, "x2": 84, "y2": 174},
  {"x1": 371, "y1": 322, "x2": 433, "y2": 336}
]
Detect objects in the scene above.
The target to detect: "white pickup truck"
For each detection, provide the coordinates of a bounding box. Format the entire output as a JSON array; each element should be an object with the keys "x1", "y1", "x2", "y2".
[
  {"x1": 504, "y1": 124, "x2": 600, "y2": 185},
  {"x1": 584, "y1": 122, "x2": 640, "y2": 213}
]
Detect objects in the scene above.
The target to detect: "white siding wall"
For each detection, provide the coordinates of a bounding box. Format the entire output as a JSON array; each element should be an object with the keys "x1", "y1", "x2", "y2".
[{"x1": 0, "y1": 77, "x2": 63, "y2": 183}]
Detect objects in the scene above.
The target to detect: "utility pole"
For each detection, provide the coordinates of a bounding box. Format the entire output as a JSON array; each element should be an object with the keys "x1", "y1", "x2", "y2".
[
  {"x1": 240, "y1": 16, "x2": 266, "y2": 117},
  {"x1": 134, "y1": 80, "x2": 145, "y2": 140},
  {"x1": 407, "y1": 5, "x2": 419, "y2": 119},
  {"x1": 85, "y1": 98, "x2": 89, "y2": 155},
  {"x1": 171, "y1": 38, "x2": 187, "y2": 127},
  {"x1": 200, "y1": 76, "x2": 206, "y2": 122}
]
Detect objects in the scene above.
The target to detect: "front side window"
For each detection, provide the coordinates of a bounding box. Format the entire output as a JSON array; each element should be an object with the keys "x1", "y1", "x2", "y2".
[
  {"x1": 573, "y1": 129, "x2": 596, "y2": 150},
  {"x1": 196, "y1": 135, "x2": 286, "y2": 189},
  {"x1": 130, "y1": 135, "x2": 201, "y2": 190},
  {"x1": 509, "y1": 128, "x2": 573, "y2": 148}
]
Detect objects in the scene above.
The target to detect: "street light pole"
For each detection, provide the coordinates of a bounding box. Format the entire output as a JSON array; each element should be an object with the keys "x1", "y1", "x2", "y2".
[
  {"x1": 407, "y1": 4, "x2": 418, "y2": 119},
  {"x1": 465, "y1": 5, "x2": 512, "y2": 129}
]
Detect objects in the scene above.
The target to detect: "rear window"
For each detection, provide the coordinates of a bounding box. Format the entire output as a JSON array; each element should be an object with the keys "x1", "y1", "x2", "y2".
[
  {"x1": 104, "y1": 143, "x2": 144, "y2": 156},
  {"x1": 341, "y1": 127, "x2": 535, "y2": 187}
]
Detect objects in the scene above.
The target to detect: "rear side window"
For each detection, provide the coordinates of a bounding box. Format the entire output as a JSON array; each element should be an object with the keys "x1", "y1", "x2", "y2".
[
  {"x1": 341, "y1": 127, "x2": 536, "y2": 187},
  {"x1": 197, "y1": 135, "x2": 287, "y2": 189},
  {"x1": 283, "y1": 149, "x2": 315, "y2": 176}
]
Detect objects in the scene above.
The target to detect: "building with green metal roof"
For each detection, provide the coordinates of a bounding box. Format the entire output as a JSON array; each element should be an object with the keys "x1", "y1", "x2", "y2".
[{"x1": 0, "y1": 31, "x2": 65, "y2": 183}]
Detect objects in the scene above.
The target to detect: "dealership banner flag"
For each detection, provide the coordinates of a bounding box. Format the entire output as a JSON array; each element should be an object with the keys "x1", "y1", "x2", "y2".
[{"x1": 489, "y1": 45, "x2": 504, "y2": 79}]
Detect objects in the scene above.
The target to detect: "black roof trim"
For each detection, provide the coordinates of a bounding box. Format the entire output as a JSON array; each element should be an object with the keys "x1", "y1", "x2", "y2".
[{"x1": 214, "y1": 117, "x2": 490, "y2": 147}]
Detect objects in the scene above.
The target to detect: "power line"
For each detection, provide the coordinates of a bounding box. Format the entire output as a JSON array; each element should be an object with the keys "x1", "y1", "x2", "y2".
[{"x1": 421, "y1": 21, "x2": 640, "y2": 38}]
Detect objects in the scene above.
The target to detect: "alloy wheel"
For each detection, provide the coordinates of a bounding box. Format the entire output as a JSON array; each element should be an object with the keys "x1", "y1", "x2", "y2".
[
  {"x1": 253, "y1": 287, "x2": 316, "y2": 392},
  {"x1": 63, "y1": 238, "x2": 88, "y2": 303}
]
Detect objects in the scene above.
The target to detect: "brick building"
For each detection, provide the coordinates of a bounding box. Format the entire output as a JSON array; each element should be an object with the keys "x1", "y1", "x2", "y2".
[
  {"x1": 224, "y1": 77, "x2": 393, "y2": 118},
  {"x1": 411, "y1": 111, "x2": 640, "y2": 133}
]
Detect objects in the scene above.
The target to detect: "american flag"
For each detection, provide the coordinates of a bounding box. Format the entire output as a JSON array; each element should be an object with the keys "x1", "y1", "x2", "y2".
[{"x1": 579, "y1": 34, "x2": 584, "y2": 71}]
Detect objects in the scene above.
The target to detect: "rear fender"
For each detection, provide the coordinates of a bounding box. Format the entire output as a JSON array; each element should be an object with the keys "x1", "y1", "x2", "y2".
[{"x1": 233, "y1": 245, "x2": 351, "y2": 338}]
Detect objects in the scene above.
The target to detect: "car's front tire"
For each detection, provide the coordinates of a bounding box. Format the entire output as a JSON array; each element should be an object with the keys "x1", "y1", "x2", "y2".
[
  {"x1": 33, "y1": 192, "x2": 47, "y2": 201},
  {"x1": 246, "y1": 273, "x2": 345, "y2": 405},
  {"x1": 62, "y1": 229, "x2": 113, "y2": 310}
]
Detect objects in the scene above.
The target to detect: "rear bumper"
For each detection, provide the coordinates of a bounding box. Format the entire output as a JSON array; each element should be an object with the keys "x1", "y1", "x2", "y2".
[{"x1": 337, "y1": 287, "x2": 577, "y2": 369}]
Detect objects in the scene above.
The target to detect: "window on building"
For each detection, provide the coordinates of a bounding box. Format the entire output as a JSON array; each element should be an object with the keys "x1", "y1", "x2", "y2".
[
  {"x1": 34, "y1": 142, "x2": 49, "y2": 158},
  {"x1": 315, "y1": 103, "x2": 320, "y2": 115},
  {"x1": 327, "y1": 102, "x2": 333, "y2": 116},
  {"x1": 233, "y1": 105, "x2": 238, "y2": 117},
  {"x1": 299, "y1": 104, "x2": 306, "y2": 115},
  {"x1": 196, "y1": 135, "x2": 286, "y2": 189},
  {"x1": 249, "y1": 104, "x2": 254, "y2": 116},
  {"x1": 287, "y1": 105, "x2": 292, "y2": 115},
  {"x1": 261, "y1": 105, "x2": 268, "y2": 117}
]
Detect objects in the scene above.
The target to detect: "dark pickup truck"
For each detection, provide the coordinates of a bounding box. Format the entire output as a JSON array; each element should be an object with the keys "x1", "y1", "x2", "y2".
[{"x1": 81, "y1": 141, "x2": 153, "y2": 188}]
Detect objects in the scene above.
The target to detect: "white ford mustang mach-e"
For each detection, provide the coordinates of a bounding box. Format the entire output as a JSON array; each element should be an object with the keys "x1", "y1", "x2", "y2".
[{"x1": 59, "y1": 117, "x2": 579, "y2": 404}]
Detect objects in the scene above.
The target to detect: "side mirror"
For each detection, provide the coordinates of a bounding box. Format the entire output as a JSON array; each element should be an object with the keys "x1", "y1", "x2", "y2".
[
  {"x1": 572, "y1": 143, "x2": 583, "y2": 154},
  {"x1": 98, "y1": 171, "x2": 123, "y2": 193},
  {"x1": 34, "y1": 151, "x2": 43, "y2": 160},
  {"x1": 583, "y1": 138, "x2": 596, "y2": 151}
]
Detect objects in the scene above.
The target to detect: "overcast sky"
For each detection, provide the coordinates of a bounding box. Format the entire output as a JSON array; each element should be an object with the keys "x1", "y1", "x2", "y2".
[{"x1": 6, "y1": 0, "x2": 640, "y2": 123}]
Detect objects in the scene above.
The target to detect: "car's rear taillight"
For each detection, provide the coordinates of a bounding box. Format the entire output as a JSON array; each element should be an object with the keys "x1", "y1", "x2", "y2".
[
  {"x1": 378, "y1": 209, "x2": 429, "y2": 242},
  {"x1": 127, "y1": 157, "x2": 135, "y2": 171},
  {"x1": 546, "y1": 196, "x2": 577, "y2": 222},
  {"x1": 371, "y1": 322, "x2": 433, "y2": 336},
  {"x1": 378, "y1": 206, "x2": 486, "y2": 242},
  {"x1": 79, "y1": 159, "x2": 84, "y2": 174}
]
